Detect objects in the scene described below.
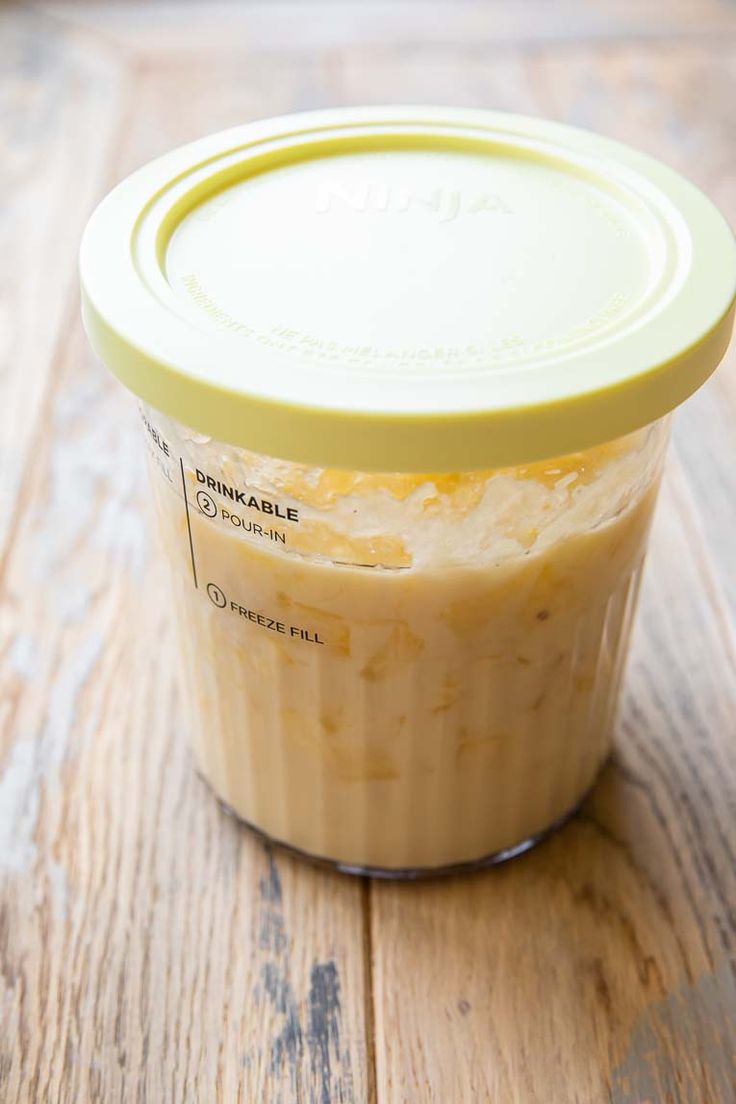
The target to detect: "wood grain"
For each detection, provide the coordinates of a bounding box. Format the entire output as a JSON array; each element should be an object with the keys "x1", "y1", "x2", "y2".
[{"x1": 1, "y1": 2, "x2": 735, "y2": 1102}]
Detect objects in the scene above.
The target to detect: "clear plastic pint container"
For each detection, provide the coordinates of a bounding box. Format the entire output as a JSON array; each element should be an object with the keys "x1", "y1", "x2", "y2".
[
  {"x1": 81, "y1": 108, "x2": 736, "y2": 874},
  {"x1": 140, "y1": 410, "x2": 670, "y2": 871}
]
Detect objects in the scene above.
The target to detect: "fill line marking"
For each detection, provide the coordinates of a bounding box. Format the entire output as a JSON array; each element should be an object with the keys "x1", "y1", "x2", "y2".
[{"x1": 180, "y1": 457, "x2": 198, "y2": 589}]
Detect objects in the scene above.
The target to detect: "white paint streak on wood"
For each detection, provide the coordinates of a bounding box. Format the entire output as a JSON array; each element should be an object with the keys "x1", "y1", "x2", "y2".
[
  {"x1": 611, "y1": 960, "x2": 736, "y2": 1104},
  {"x1": 0, "y1": 7, "x2": 127, "y2": 552},
  {"x1": 0, "y1": 631, "x2": 101, "y2": 875},
  {"x1": 0, "y1": 740, "x2": 40, "y2": 874},
  {"x1": 6, "y1": 633, "x2": 38, "y2": 679}
]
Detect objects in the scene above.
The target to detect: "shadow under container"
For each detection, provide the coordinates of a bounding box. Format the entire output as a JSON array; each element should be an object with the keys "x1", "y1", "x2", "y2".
[{"x1": 80, "y1": 107, "x2": 736, "y2": 875}]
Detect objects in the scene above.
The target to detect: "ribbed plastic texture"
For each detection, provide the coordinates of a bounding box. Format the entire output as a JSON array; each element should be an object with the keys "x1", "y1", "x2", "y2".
[{"x1": 141, "y1": 403, "x2": 668, "y2": 873}]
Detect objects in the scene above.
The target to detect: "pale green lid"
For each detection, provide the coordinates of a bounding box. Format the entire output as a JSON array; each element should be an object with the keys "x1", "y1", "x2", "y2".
[{"x1": 80, "y1": 106, "x2": 736, "y2": 471}]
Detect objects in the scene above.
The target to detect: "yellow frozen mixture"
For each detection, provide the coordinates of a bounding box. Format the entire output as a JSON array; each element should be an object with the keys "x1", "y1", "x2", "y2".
[{"x1": 144, "y1": 409, "x2": 667, "y2": 871}]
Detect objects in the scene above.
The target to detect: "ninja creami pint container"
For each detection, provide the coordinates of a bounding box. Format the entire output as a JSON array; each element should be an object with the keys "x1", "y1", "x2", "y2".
[{"x1": 80, "y1": 108, "x2": 736, "y2": 875}]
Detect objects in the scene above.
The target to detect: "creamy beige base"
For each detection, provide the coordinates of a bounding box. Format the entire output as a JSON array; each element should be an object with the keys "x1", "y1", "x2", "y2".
[{"x1": 148, "y1": 436, "x2": 662, "y2": 871}]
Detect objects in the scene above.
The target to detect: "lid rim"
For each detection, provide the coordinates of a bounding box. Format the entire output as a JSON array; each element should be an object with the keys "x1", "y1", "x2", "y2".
[
  {"x1": 82, "y1": 288, "x2": 735, "y2": 472},
  {"x1": 80, "y1": 105, "x2": 736, "y2": 470}
]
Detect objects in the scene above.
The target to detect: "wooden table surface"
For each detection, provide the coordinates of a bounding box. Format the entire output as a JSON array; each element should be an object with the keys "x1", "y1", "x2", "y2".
[{"x1": 2, "y1": 2, "x2": 736, "y2": 1101}]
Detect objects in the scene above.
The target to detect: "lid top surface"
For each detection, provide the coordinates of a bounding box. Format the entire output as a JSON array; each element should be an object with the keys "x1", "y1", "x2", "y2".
[
  {"x1": 80, "y1": 107, "x2": 736, "y2": 470},
  {"x1": 165, "y1": 145, "x2": 662, "y2": 375}
]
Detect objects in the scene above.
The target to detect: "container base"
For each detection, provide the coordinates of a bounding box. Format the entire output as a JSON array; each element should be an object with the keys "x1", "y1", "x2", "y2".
[{"x1": 207, "y1": 779, "x2": 591, "y2": 879}]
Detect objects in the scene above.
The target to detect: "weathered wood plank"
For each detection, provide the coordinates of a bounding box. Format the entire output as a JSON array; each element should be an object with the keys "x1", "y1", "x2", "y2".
[
  {"x1": 0, "y1": 319, "x2": 373, "y2": 1104},
  {"x1": 0, "y1": 6, "x2": 127, "y2": 556},
  {"x1": 0, "y1": 17, "x2": 372, "y2": 1103}
]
